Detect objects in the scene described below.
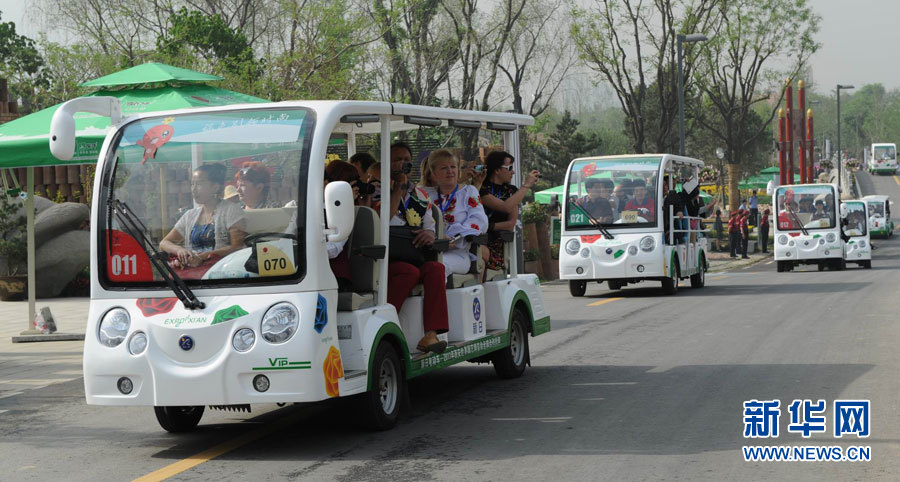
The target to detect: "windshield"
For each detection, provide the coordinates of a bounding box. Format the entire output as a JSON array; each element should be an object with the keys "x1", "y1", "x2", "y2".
[
  {"x1": 565, "y1": 156, "x2": 661, "y2": 230},
  {"x1": 874, "y1": 145, "x2": 896, "y2": 160},
  {"x1": 775, "y1": 185, "x2": 836, "y2": 231},
  {"x1": 843, "y1": 202, "x2": 867, "y2": 237},
  {"x1": 868, "y1": 201, "x2": 885, "y2": 217},
  {"x1": 100, "y1": 108, "x2": 312, "y2": 288}
]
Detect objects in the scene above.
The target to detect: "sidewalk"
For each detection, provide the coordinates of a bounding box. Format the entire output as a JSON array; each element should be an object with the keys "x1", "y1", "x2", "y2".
[
  {"x1": 0, "y1": 298, "x2": 88, "y2": 401},
  {"x1": 707, "y1": 249, "x2": 772, "y2": 272}
]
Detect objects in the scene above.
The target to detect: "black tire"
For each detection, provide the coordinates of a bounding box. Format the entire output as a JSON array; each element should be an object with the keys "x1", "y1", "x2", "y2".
[
  {"x1": 154, "y1": 406, "x2": 204, "y2": 433},
  {"x1": 817, "y1": 263, "x2": 825, "y2": 272},
  {"x1": 690, "y1": 257, "x2": 706, "y2": 288},
  {"x1": 777, "y1": 261, "x2": 785, "y2": 272},
  {"x1": 661, "y1": 262, "x2": 679, "y2": 295},
  {"x1": 835, "y1": 258, "x2": 846, "y2": 271},
  {"x1": 864, "y1": 260, "x2": 872, "y2": 269},
  {"x1": 358, "y1": 341, "x2": 403, "y2": 431},
  {"x1": 607, "y1": 280, "x2": 623, "y2": 290},
  {"x1": 569, "y1": 280, "x2": 587, "y2": 297},
  {"x1": 493, "y1": 308, "x2": 529, "y2": 379}
]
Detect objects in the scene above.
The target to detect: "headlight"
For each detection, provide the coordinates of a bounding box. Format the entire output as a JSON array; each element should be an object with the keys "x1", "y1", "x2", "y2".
[
  {"x1": 232, "y1": 328, "x2": 256, "y2": 352},
  {"x1": 628, "y1": 245, "x2": 638, "y2": 256},
  {"x1": 639, "y1": 235, "x2": 655, "y2": 252},
  {"x1": 261, "y1": 302, "x2": 299, "y2": 344},
  {"x1": 565, "y1": 239, "x2": 580, "y2": 255},
  {"x1": 580, "y1": 248, "x2": 590, "y2": 258},
  {"x1": 826, "y1": 233, "x2": 836, "y2": 243},
  {"x1": 99, "y1": 308, "x2": 130, "y2": 347},
  {"x1": 778, "y1": 235, "x2": 788, "y2": 245},
  {"x1": 859, "y1": 240, "x2": 867, "y2": 248},
  {"x1": 127, "y1": 331, "x2": 147, "y2": 355}
]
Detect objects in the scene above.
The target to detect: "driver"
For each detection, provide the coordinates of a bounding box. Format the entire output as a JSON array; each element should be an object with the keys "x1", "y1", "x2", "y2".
[
  {"x1": 777, "y1": 189, "x2": 800, "y2": 230},
  {"x1": 624, "y1": 179, "x2": 655, "y2": 220},
  {"x1": 577, "y1": 178, "x2": 614, "y2": 223},
  {"x1": 159, "y1": 164, "x2": 246, "y2": 278},
  {"x1": 810, "y1": 198, "x2": 829, "y2": 223}
]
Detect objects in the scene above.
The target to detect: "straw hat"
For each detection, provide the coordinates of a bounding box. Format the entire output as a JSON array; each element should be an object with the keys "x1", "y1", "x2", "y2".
[{"x1": 224, "y1": 184, "x2": 239, "y2": 201}]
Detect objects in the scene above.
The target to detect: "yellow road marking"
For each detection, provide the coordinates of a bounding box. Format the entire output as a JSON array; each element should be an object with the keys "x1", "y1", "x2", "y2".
[
  {"x1": 894, "y1": 175, "x2": 900, "y2": 187},
  {"x1": 708, "y1": 275, "x2": 727, "y2": 280},
  {"x1": 133, "y1": 419, "x2": 286, "y2": 481},
  {"x1": 588, "y1": 297, "x2": 623, "y2": 307}
]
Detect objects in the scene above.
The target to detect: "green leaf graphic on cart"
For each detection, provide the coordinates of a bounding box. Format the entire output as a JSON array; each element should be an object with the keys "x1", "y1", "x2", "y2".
[{"x1": 212, "y1": 305, "x2": 249, "y2": 325}]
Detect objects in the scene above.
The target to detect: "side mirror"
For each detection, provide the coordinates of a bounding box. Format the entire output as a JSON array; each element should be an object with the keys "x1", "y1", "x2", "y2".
[
  {"x1": 324, "y1": 181, "x2": 354, "y2": 243},
  {"x1": 766, "y1": 180, "x2": 775, "y2": 196},
  {"x1": 50, "y1": 96, "x2": 122, "y2": 161},
  {"x1": 839, "y1": 203, "x2": 849, "y2": 218}
]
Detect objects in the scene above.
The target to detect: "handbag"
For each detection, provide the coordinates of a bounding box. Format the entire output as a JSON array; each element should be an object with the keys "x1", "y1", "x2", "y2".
[{"x1": 389, "y1": 225, "x2": 425, "y2": 266}]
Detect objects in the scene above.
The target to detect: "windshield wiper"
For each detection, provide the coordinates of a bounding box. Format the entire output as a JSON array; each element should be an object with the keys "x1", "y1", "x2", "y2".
[
  {"x1": 112, "y1": 200, "x2": 206, "y2": 310},
  {"x1": 787, "y1": 207, "x2": 809, "y2": 236},
  {"x1": 578, "y1": 205, "x2": 615, "y2": 239}
]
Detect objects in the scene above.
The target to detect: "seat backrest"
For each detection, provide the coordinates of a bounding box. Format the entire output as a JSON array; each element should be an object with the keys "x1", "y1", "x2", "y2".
[
  {"x1": 244, "y1": 206, "x2": 297, "y2": 234},
  {"x1": 349, "y1": 206, "x2": 380, "y2": 293}
]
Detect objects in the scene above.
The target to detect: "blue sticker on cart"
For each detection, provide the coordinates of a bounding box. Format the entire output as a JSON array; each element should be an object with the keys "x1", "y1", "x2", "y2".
[
  {"x1": 473, "y1": 298, "x2": 481, "y2": 321},
  {"x1": 314, "y1": 294, "x2": 328, "y2": 333}
]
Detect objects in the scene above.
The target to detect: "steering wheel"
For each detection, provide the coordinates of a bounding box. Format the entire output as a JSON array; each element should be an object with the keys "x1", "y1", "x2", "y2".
[{"x1": 244, "y1": 232, "x2": 298, "y2": 247}]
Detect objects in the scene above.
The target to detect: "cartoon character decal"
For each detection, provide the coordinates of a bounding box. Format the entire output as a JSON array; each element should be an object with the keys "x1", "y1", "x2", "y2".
[
  {"x1": 137, "y1": 119, "x2": 175, "y2": 164},
  {"x1": 323, "y1": 346, "x2": 344, "y2": 397},
  {"x1": 314, "y1": 294, "x2": 328, "y2": 334},
  {"x1": 136, "y1": 297, "x2": 178, "y2": 317}
]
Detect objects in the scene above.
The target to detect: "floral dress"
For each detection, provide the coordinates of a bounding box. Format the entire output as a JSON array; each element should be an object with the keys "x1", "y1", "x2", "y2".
[
  {"x1": 424, "y1": 184, "x2": 488, "y2": 276},
  {"x1": 480, "y1": 181, "x2": 518, "y2": 270}
]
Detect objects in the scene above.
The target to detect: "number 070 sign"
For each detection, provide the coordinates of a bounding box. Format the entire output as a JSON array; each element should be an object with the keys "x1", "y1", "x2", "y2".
[{"x1": 105, "y1": 230, "x2": 154, "y2": 281}]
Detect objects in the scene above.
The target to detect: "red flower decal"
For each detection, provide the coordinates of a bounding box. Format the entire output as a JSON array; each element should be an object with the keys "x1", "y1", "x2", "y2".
[
  {"x1": 468, "y1": 197, "x2": 478, "y2": 207},
  {"x1": 470, "y1": 224, "x2": 480, "y2": 230},
  {"x1": 136, "y1": 297, "x2": 178, "y2": 317},
  {"x1": 444, "y1": 213, "x2": 455, "y2": 223}
]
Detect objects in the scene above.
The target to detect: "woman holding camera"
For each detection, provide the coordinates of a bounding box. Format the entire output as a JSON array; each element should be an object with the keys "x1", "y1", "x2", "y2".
[{"x1": 479, "y1": 151, "x2": 540, "y2": 271}]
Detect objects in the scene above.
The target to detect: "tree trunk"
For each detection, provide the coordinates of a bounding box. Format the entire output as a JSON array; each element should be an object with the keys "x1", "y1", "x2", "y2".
[
  {"x1": 727, "y1": 163, "x2": 740, "y2": 212},
  {"x1": 536, "y1": 218, "x2": 554, "y2": 280}
]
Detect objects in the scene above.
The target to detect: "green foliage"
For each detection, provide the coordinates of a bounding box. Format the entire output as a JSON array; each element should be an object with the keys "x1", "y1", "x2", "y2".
[
  {"x1": 0, "y1": 195, "x2": 26, "y2": 276},
  {"x1": 521, "y1": 202, "x2": 549, "y2": 225},
  {"x1": 529, "y1": 110, "x2": 602, "y2": 186},
  {"x1": 523, "y1": 248, "x2": 540, "y2": 262},
  {"x1": 0, "y1": 11, "x2": 49, "y2": 113}
]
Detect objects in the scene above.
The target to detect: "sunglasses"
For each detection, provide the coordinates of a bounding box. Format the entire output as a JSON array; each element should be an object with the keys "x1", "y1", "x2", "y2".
[{"x1": 500, "y1": 165, "x2": 514, "y2": 172}]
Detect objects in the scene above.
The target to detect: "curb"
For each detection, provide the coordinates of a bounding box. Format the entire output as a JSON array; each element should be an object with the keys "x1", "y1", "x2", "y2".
[
  {"x1": 11, "y1": 333, "x2": 85, "y2": 343},
  {"x1": 708, "y1": 253, "x2": 772, "y2": 273}
]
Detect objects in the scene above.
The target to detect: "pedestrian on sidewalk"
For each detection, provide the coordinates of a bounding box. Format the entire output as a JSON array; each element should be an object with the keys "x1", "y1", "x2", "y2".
[
  {"x1": 728, "y1": 210, "x2": 742, "y2": 258},
  {"x1": 759, "y1": 208, "x2": 770, "y2": 253},
  {"x1": 749, "y1": 190, "x2": 759, "y2": 226},
  {"x1": 714, "y1": 209, "x2": 724, "y2": 251},
  {"x1": 740, "y1": 210, "x2": 750, "y2": 259}
]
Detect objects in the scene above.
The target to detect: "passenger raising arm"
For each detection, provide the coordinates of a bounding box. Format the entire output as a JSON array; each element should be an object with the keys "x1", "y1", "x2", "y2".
[{"x1": 479, "y1": 150, "x2": 539, "y2": 229}]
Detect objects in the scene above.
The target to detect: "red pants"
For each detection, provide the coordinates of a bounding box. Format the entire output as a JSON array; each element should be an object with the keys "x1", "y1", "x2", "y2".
[{"x1": 387, "y1": 261, "x2": 449, "y2": 333}]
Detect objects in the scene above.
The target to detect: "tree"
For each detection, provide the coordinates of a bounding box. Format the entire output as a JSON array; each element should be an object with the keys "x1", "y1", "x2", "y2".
[
  {"x1": 531, "y1": 110, "x2": 602, "y2": 185},
  {"x1": 570, "y1": 0, "x2": 717, "y2": 153},
  {"x1": 0, "y1": 11, "x2": 48, "y2": 112},
  {"x1": 694, "y1": 0, "x2": 820, "y2": 210}
]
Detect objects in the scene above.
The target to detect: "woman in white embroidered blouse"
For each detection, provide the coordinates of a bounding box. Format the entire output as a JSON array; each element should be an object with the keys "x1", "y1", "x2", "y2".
[{"x1": 420, "y1": 149, "x2": 489, "y2": 278}]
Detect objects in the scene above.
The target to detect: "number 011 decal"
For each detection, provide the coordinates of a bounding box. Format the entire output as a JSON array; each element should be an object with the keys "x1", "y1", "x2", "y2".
[{"x1": 105, "y1": 230, "x2": 154, "y2": 281}]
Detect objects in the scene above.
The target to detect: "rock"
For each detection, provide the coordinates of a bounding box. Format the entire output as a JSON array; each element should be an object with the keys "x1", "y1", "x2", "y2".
[
  {"x1": 35, "y1": 230, "x2": 90, "y2": 298},
  {"x1": 34, "y1": 202, "x2": 89, "y2": 247}
]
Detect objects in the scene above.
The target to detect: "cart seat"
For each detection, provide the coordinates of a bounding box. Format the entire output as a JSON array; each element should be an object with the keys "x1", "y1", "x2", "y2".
[{"x1": 338, "y1": 206, "x2": 382, "y2": 311}]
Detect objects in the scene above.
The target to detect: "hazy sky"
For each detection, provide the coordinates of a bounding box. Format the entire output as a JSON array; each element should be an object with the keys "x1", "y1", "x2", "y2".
[{"x1": 1, "y1": 0, "x2": 899, "y2": 94}]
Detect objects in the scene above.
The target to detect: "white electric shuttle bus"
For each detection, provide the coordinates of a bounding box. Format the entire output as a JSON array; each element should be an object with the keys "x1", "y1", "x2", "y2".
[
  {"x1": 840, "y1": 200, "x2": 872, "y2": 269},
  {"x1": 773, "y1": 183, "x2": 843, "y2": 272},
  {"x1": 868, "y1": 143, "x2": 897, "y2": 174},
  {"x1": 49, "y1": 99, "x2": 549, "y2": 432},
  {"x1": 559, "y1": 154, "x2": 708, "y2": 297},
  {"x1": 861, "y1": 194, "x2": 893, "y2": 237}
]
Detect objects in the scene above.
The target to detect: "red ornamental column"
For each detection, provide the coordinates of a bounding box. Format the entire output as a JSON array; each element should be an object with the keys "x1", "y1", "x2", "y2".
[
  {"x1": 807, "y1": 108, "x2": 815, "y2": 182},
  {"x1": 785, "y1": 80, "x2": 794, "y2": 185},
  {"x1": 798, "y1": 80, "x2": 807, "y2": 183},
  {"x1": 778, "y1": 108, "x2": 787, "y2": 186}
]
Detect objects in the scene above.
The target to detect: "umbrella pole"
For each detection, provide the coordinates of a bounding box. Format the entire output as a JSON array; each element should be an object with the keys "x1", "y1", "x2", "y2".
[{"x1": 21, "y1": 167, "x2": 39, "y2": 335}]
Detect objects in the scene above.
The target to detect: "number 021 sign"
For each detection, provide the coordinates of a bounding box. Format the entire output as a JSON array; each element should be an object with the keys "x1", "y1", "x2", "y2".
[{"x1": 105, "y1": 230, "x2": 154, "y2": 281}]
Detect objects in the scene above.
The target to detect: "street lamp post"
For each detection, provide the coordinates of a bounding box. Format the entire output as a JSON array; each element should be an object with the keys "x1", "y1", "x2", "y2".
[
  {"x1": 677, "y1": 33, "x2": 708, "y2": 156},
  {"x1": 836, "y1": 84, "x2": 854, "y2": 193}
]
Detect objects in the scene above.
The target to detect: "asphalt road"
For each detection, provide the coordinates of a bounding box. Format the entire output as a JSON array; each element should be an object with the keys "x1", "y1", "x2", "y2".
[{"x1": 1, "y1": 172, "x2": 898, "y2": 481}]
